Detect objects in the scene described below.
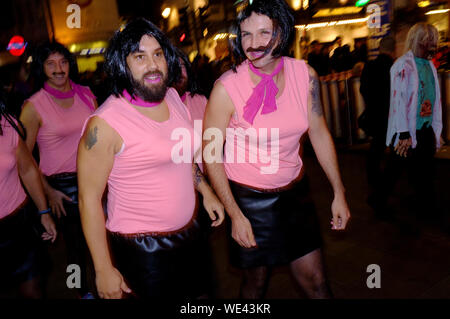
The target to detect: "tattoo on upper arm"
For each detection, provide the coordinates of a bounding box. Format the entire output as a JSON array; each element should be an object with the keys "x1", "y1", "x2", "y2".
[
  {"x1": 308, "y1": 66, "x2": 323, "y2": 116},
  {"x1": 193, "y1": 164, "x2": 204, "y2": 187},
  {"x1": 85, "y1": 126, "x2": 98, "y2": 150}
]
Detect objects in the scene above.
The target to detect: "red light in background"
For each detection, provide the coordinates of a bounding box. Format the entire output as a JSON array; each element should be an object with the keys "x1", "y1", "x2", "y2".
[
  {"x1": 7, "y1": 36, "x2": 27, "y2": 56},
  {"x1": 180, "y1": 33, "x2": 186, "y2": 42}
]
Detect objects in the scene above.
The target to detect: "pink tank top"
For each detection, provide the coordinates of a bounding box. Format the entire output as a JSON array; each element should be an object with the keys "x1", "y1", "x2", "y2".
[
  {"x1": 219, "y1": 57, "x2": 310, "y2": 189},
  {"x1": 183, "y1": 92, "x2": 207, "y2": 171},
  {"x1": 0, "y1": 118, "x2": 27, "y2": 219},
  {"x1": 88, "y1": 88, "x2": 199, "y2": 234},
  {"x1": 27, "y1": 87, "x2": 95, "y2": 176},
  {"x1": 183, "y1": 93, "x2": 207, "y2": 123}
]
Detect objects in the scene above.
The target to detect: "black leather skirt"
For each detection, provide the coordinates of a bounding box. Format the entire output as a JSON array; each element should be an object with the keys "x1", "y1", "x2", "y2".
[
  {"x1": 108, "y1": 212, "x2": 210, "y2": 299},
  {"x1": 0, "y1": 202, "x2": 43, "y2": 287},
  {"x1": 228, "y1": 176, "x2": 322, "y2": 269}
]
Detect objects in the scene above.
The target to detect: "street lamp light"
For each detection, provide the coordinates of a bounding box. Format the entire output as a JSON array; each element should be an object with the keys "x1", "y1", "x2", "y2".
[{"x1": 162, "y1": 7, "x2": 171, "y2": 19}]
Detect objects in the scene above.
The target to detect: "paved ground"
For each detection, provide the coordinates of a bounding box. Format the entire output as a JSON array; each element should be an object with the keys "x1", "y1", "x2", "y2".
[
  {"x1": 210, "y1": 143, "x2": 450, "y2": 299},
  {"x1": 2, "y1": 143, "x2": 449, "y2": 299}
]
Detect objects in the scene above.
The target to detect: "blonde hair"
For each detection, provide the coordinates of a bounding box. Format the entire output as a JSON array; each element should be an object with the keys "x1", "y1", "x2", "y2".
[{"x1": 404, "y1": 22, "x2": 438, "y2": 55}]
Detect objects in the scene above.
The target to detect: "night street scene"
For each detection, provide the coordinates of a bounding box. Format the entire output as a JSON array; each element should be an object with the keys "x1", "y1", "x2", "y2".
[{"x1": 0, "y1": 0, "x2": 449, "y2": 310}]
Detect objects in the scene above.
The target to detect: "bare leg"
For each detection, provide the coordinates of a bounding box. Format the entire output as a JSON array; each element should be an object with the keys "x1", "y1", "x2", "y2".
[
  {"x1": 290, "y1": 249, "x2": 332, "y2": 299},
  {"x1": 239, "y1": 266, "x2": 271, "y2": 299}
]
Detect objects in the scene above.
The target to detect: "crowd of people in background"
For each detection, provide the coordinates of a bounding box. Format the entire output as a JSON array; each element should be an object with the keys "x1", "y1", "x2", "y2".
[
  {"x1": 305, "y1": 36, "x2": 368, "y2": 77},
  {"x1": 305, "y1": 35, "x2": 449, "y2": 79},
  {"x1": 2, "y1": 33, "x2": 449, "y2": 112}
]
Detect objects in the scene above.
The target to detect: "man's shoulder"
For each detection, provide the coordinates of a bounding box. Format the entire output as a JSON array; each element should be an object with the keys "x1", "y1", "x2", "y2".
[
  {"x1": 93, "y1": 95, "x2": 123, "y2": 116},
  {"x1": 284, "y1": 57, "x2": 310, "y2": 80},
  {"x1": 218, "y1": 62, "x2": 246, "y2": 83},
  {"x1": 284, "y1": 57, "x2": 308, "y2": 72},
  {"x1": 76, "y1": 83, "x2": 95, "y2": 96},
  {"x1": 27, "y1": 88, "x2": 45, "y2": 101}
]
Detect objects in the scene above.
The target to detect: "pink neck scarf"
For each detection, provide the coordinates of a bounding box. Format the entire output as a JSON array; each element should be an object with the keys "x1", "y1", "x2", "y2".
[
  {"x1": 243, "y1": 57, "x2": 284, "y2": 124},
  {"x1": 44, "y1": 80, "x2": 95, "y2": 111},
  {"x1": 181, "y1": 92, "x2": 187, "y2": 103},
  {"x1": 122, "y1": 90, "x2": 161, "y2": 107}
]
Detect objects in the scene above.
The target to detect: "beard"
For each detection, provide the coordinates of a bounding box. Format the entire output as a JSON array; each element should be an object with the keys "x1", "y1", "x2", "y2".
[{"x1": 130, "y1": 71, "x2": 169, "y2": 103}]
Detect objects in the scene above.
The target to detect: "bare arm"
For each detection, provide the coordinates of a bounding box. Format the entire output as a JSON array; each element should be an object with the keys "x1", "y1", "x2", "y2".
[
  {"x1": 77, "y1": 116, "x2": 131, "y2": 299},
  {"x1": 19, "y1": 101, "x2": 40, "y2": 151},
  {"x1": 203, "y1": 82, "x2": 256, "y2": 247},
  {"x1": 192, "y1": 163, "x2": 224, "y2": 227},
  {"x1": 306, "y1": 65, "x2": 350, "y2": 230},
  {"x1": 16, "y1": 137, "x2": 57, "y2": 242},
  {"x1": 20, "y1": 102, "x2": 72, "y2": 217}
]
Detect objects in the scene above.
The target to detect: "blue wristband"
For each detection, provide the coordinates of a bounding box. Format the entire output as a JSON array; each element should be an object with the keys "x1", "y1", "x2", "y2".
[{"x1": 38, "y1": 208, "x2": 51, "y2": 215}]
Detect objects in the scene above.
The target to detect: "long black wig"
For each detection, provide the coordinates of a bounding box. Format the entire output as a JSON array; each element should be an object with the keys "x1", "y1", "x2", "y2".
[
  {"x1": 30, "y1": 41, "x2": 79, "y2": 93},
  {"x1": 174, "y1": 47, "x2": 206, "y2": 97},
  {"x1": 0, "y1": 91, "x2": 26, "y2": 140},
  {"x1": 230, "y1": 0, "x2": 295, "y2": 70},
  {"x1": 104, "y1": 18, "x2": 181, "y2": 99}
]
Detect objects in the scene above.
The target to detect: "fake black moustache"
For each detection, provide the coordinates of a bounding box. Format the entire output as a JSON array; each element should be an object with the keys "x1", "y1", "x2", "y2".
[{"x1": 247, "y1": 46, "x2": 269, "y2": 53}]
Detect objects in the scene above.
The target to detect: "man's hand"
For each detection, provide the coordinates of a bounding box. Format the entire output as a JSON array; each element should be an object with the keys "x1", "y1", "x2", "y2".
[
  {"x1": 47, "y1": 186, "x2": 72, "y2": 218},
  {"x1": 330, "y1": 194, "x2": 351, "y2": 231},
  {"x1": 40, "y1": 214, "x2": 57, "y2": 243},
  {"x1": 394, "y1": 137, "x2": 412, "y2": 157},
  {"x1": 231, "y1": 214, "x2": 257, "y2": 248},
  {"x1": 96, "y1": 267, "x2": 132, "y2": 299},
  {"x1": 202, "y1": 191, "x2": 225, "y2": 227}
]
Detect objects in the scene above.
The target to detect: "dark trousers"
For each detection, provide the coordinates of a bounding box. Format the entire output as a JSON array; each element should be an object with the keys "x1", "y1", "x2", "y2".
[
  {"x1": 0, "y1": 204, "x2": 44, "y2": 289},
  {"x1": 380, "y1": 126, "x2": 437, "y2": 215},
  {"x1": 57, "y1": 201, "x2": 90, "y2": 295},
  {"x1": 48, "y1": 174, "x2": 91, "y2": 296},
  {"x1": 366, "y1": 133, "x2": 388, "y2": 195}
]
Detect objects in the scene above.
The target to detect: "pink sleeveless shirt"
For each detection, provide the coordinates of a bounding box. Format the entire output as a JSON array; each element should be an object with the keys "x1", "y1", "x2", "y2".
[
  {"x1": 0, "y1": 119, "x2": 27, "y2": 219},
  {"x1": 183, "y1": 93, "x2": 207, "y2": 123},
  {"x1": 218, "y1": 57, "x2": 310, "y2": 189},
  {"x1": 27, "y1": 87, "x2": 95, "y2": 176},
  {"x1": 88, "y1": 88, "x2": 199, "y2": 234}
]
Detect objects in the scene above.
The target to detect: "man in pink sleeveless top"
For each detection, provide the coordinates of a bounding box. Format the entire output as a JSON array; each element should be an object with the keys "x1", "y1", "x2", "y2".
[
  {"x1": 174, "y1": 49, "x2": 209, "y2": 171},
  {"x1": 204, "y1": 0, "x2": 351, "y2": 299},
  {"x1": 1, "y1": 94, "x2": 56, "y2": 298},
  {"x1": 77, "y1": 18, "x2": 224, "y2": 299},
  {"x1": 173, "y1": 48, "x2": 208, "y2": 124},
  {"x1": 20, "y1": 42, "x2": 97, "y2": 298}
]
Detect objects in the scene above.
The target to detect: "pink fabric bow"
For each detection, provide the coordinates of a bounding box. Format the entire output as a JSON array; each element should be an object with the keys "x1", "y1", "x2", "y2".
[
  {"x1": 122, "y1": 90, "x2": 160, "y2": 107},
  {"x1": 44, "y1": 80, "x2": 95, "y2": 111},
  {"x1": 243, "y1": 57, "x2": 284, "y2": 125}
]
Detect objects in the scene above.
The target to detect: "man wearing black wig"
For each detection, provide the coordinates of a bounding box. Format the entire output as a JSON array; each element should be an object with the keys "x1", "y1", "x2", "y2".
[
  {"x1": 203, "y1": 0, "x2": 350, "y2": 298},
  {"x1": 77, "y1": 18, "x2": 224, "y2": 299}
]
